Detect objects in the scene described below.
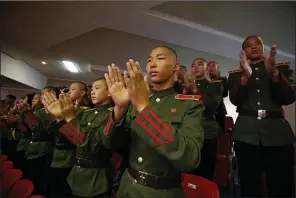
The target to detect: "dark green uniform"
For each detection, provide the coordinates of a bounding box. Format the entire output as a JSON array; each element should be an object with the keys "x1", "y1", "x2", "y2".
[
  {"x1": 47, "y1": 106, "x2": 90, "y2": 197},
  {"x1": 228, "y1": 61, "x2": 295, "y2": 197},
  {"x1": 210, "y1": 75, "x2": 228, "y2": 131},
  {"x1": 103, "y1": 87, "x2": 204, "y2": 198},
  {"x1": 58, "y1": 104, "x2": 114, "y2": 197},
  {"x1": 24, "y1": 108, "x2": 53, "y2": 196},
  {"x1": 189, "y1": 78, "x2": 223, "y2": 181}
]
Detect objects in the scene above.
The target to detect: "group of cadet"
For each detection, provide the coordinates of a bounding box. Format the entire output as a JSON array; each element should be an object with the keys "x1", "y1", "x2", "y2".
[{"x1": 0, "y1": 34, "x2": 295, "y2": 198}]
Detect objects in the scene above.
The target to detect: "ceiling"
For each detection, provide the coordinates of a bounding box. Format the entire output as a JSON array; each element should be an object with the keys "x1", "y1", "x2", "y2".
[{"x1": 0, "y1": 1, "x2": 295, "y2": 85}]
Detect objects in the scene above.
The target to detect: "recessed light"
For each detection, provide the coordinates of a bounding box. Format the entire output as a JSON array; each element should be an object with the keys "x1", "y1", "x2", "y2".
[
  {"x1": 41, "y1": 61, "x2": 47, "y2": 65},
  {"x1": 62, "y1": 61, "x2": 78, "y2": 73}
]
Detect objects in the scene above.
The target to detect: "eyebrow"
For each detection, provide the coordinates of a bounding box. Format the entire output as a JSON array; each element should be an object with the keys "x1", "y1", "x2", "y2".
[{"x1": 147, "y1": 53, "x2": 166, "y2": 59}]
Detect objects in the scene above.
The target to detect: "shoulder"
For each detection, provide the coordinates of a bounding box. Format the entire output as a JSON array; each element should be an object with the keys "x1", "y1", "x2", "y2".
[
  {"x1": 228, "y1": 69, "x2": 243, "y2": 74},
  {"x1": 209, "y1": 79, "x2": 222, "y2": 83},
  {"x1": 79, "y1": 106, "x2": 90, "y2": 110},
  {"x1": 175, "y1": 94, "x2": 201, "y2": 101},
  {"x1": 276, "y1": 62, "x2": 290, "y2": 67}
]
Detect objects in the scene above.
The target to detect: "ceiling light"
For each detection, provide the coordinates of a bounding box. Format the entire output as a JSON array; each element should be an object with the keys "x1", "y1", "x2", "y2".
[
  {"x1": 41, "y1": 61, "x2": 47, "y2": 65},
  {"x1": 62, "y1": 61, "x2": 78, "y2": 73}
]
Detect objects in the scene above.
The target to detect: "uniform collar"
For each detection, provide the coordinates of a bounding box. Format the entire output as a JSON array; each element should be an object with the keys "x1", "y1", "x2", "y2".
[
  {"x1": 95, "y1": 103, "x2": 113, "y2": 109},
  {"x1": 250, "y1": 60, "x2": 265, "y2": 67},
  {"x1": 152, "y1": 87, "x2": 175, "y2": 98}
]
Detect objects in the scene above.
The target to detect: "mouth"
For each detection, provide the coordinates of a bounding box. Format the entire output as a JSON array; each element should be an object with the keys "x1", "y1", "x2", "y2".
[{"x1": 149, "y1": 71, "x2": 158, "y2": 77}]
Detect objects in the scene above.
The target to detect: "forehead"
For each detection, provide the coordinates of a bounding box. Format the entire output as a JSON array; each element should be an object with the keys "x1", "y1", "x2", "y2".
[
  {"x1": 92, "y1": 79, "x2": 106, "y2": 87},
  {"x1": 246, "y1": 36, "x2": 262, "y2": 43},
  {"x1": 207, "y1": 62, "x2": 217, "y2": 67},
  {"x1": 150, "y1": 47, "x2": 173, "y2": 57},
  {"x1": 34, "y1": 94, "x2": 41, "y2": 98},
  {"x1": 193, "y1": 59, "x2": 205, "y2": 64}
]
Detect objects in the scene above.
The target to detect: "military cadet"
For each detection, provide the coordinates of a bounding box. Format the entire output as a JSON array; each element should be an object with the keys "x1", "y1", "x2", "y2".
[
  {"x1": 25, "y1": 88, "x2": 55, "y2": 196},
  {"x1": 103, "y1": 46, "x2": 205, "y2": 198},
  {"x1": 228, "y1": 35, "x2": 295, "y2": 197},
  {"x1": 46, "y1": 82, "x2": 91, "y2": 197},
  {"x1": 173, "y1": 65, "x2": 187, "y2": 94},
  {"x1": 207, "y1": 61, "x2": 228, "y2": 131},
  {"x1": 186, "y1": 58, "x2": 223, "y2": 181},
  {"x1": 43, "y1": 77, "x2": 114, "y2": 198}
]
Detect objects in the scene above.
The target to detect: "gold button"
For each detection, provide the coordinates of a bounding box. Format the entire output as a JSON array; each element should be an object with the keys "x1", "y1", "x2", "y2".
[
  {"x1": 257, "y1": 102, "x2": 261, "y2": 106},
  {"x1": 255, "y1": 68, "x2": 259, "y2": 71},
  {"x1": 95, "y1": 111, "x2": 98, "y2": 114},
  {"x1": 87, "y1": 122, "x2": 91, "y2": 125},
  {"x1": 256, "y1": 77, "x2": 260, "y2": 81},
  {"x1": 138, "y1": 157, "x2": 143, "y2": 163},
  {"x1": 257, "y1": 89, "x2": 260, "y2": 93},
  {"x1": 156, "y1": 98, "x2": 160, "y2": 102}
]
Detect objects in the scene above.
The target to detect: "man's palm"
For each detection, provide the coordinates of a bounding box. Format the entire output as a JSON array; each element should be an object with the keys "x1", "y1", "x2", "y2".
[
  {"x1": 109, "y1": 82, "x2": 129, "y2": 107},
  {"x1": 47, "y1": 101, "x2": 63, "y2": 118}
]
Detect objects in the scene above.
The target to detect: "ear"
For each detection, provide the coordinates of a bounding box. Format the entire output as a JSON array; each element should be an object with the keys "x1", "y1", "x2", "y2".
[{"x1": 174, "y1": 63, "x2": 180, "y2": 72}]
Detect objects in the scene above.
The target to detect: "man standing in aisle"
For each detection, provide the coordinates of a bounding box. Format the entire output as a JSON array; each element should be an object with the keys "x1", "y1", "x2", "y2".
[
  {"x1": 207, "y1": 61, "x2": 228, "y2": 131},
  {"x1": 228, "y1": 35, "x2": 295, "y2": 197}
]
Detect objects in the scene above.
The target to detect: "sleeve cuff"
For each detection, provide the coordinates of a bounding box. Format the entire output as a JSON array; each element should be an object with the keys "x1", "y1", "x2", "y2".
[
  {"x1": 131, "y1": 106, "x2": 174, "y2": 147},
  {"x1": 58, "y1": 118, "x2": 85, "y2": 145},
  {"x1": 104, "y1": 110, "x2": 125, "y2": 136}
]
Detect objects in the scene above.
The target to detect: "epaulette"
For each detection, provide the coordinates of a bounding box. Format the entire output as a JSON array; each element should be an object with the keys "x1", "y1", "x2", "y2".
[
  {"x1": 228, "y1": 69, "x2": 243, "y2": 74},
  {"x1": 79, "y1": 106, "x2": 90, "y2": 110},
  {"x1": 209, "y1": 80, "x2": 222, "y2": 83},
  {"x1": 276, "y1": 62, "x2": 290, "y2": 67},
  {"x1": 175, "y1": 94, "x2": 201, "y2": 101},
  {"x1": 108, "y1": 107, "x2": 114, "y2": 112}
]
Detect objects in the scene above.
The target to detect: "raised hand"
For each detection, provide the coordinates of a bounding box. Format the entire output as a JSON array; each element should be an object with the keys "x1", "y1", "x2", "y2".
[
  {"x1": 183, "y1": 74, "x2": 198, "y2": 94},
  {"x1": 144, "y1": 76, "x2": 153, "y2": 96},
  {"x1": 42, "y1": 92, "x2": 63, "y2": 118},
  {"x1": 262, "y1": 45, "x2": 277, "y2": 74},
  {"x1": 124, "y1": 59, "x2": 149, "y2": 112},
  {"x1": 59, "y1": 94, "x2": 76, "y2": 122},
  {"x1": 105, "y1": 63, "x2": 130, "y2": 108},
  {"x1": 240, "y1": 50, "x2": 252, "y2": 77}
]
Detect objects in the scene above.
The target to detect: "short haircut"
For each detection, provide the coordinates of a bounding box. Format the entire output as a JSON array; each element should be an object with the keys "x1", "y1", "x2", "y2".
[
  {"x1": 242, "y1": 35, "x2": 263, "y2": 49},
  {"x1": 94, "y1": 76, "x2": 106, "y2": 82},
  {"x1": 43, "y1": 86, "x2": 56, "y2": 92},
  {"x1": 180, "y1": 65, "x2": 187, "y2": 71},
  {"x1": 153, "y1": 46, "x2": 177, "y2": 60},
  {"x1": 193, "y1": 58, "x2": 207, "y2": 64},
  {"x1": 6, "y1": 94, "x2": 16, "y2": 101}
]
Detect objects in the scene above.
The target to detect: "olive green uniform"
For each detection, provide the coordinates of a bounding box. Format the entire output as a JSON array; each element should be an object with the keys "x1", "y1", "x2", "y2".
[
  {"x1": 47, "y1": 106, "x2": 90, "y2": 197},
  {"x1": 24, "y1": 108, "x2": 54, "y2": 196},
  {"x1": 189, "y1": 78, "x2": 223, "y2": 180},
  {"x1": 58, "y1": 104, "x2": 114, "y2": 197},
  {"x1": 103, "y1": 87, "x2": 204, "y2": 198},
  {"x1": 228, "y1": 61, "x2": 295, "y2": 197},
  {"x1": 210, "y1": 75, "x2": 228, "y2": 131}
]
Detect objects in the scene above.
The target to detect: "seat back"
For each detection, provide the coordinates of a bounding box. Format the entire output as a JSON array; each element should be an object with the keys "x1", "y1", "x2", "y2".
[
  {"x1": 1, "y1": 154, "x2": 8, "y2": 161},
  {"x1": 7, "y1": 179, "x2": 34, "y2": 198},
  {"x1": 224, "y1": 116, "x2": 234, "y2": 137},
  {"x1": 214, "y1": 154, "x2": 229, "y2": 187},
  {"x1": 1, "y1": 169, "x2": 23, "y2": 197},
  {"x1": 182, "y1": 174, "x2": 220, "y2": 198},
  {"x1": 0, "y1": 160, "x2": 14, "y2": 176},
  {"x1": 217, "y1": 133, "x2": 231, "y2": 155}
]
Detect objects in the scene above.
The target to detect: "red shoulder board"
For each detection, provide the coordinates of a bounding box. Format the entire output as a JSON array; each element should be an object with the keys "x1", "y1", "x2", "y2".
[
  {"x1": 228, "y1": 69, "x2": 243, "y2": 74},
  {"x1": 209, "y1": 80, "x2": 222, "y2": 83},
  {"x1": 276, "y1": 62, "x2": 290, "y2": 67},
  {"x1": 175, "y1": 94, "x2": 201, "y2": 101},
  {"x1": 108, "y1": 107, "x2": 114, "y2": 112}
]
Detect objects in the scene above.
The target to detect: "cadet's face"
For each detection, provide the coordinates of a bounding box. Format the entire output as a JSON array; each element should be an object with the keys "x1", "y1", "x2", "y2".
[
  {"x1": 177, "y1": 67, "x2": 187, "y2": 78},
  {"x1": 243, "y1": 36, "x2": 264, "y2": 60},
  {"x1": 19, "y1": 97, "x2": 28, "y2": 110},
  {"x1": 207, "y1": 62, "x2": 217, "y2": 76},
  {"x1": 146, "y1": 47, "x2": 176, "y2": 84},
  {"x1": 32, "y1": 94, "x2": 41, "y2": 108},
  {"x1": 69, "y1": 83, "x2": 84, "y2": 101},
  {"x1": 192, "y1": 59, "x2": 206, "y2": 77},
  {"x1": 91, "y1": 80, "x2": 109, "y2": 105}
]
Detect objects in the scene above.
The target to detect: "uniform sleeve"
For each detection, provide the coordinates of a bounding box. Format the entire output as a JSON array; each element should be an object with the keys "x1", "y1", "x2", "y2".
[
  {"x1": 23, "y1": 110, "x2": 39, "y2": 129},
  {"x1": 131, "y1": 101, "x2": 205, "y2": 172},
  {"x1": 228, "y1": 72, "x2": 248, "y2": 106},
  {"x1": 102, "y1": 105, "x2": 131, "y2": 150},
  {"x1": 270, "y1": 72, "x2": 295, "y2": 105},
  {"x1": 203, "y1": 82, "x2": 223, "y2": 113}
]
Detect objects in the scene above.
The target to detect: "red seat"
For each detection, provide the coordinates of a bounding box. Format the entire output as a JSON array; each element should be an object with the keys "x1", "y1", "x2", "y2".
[
  {"x1": 224, "y1": 116, "x2": 234, "y2": 137},
  {"x1": 31, "y1": 195, "x2": 46, "y2": 198},
  {"x1": 111, "y1": 153, "x2": 123, "y2": 198},
  {"x1": 215, "y1": 154, "x2": 229, "y2": 187},
  {"x1": 7, "y1": 179, "x2": 34, "y2": 198},
  {"x1": 217, "y1": 133, "x2": 231, "y2": 155},
  {"x1": 182, "y1": 174, "x2": 220, "y2": 198},
  {"x1": 0, "y1": 160, "x2": 14, "y2": 176},
  {"x1": 1, "y1": 169, "x2": 23, "y2": 197}
]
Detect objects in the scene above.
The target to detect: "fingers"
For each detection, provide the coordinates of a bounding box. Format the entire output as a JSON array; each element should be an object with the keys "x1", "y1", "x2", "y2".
[
  {"x1": 111, "y1": 63, "x2": 119, "y2": 82},
  {"x1": 108, "y1": 65, "x2": 115, "y2": 85},
  {"x1": 144, "y1": 76, "x2": 151, "y2": 94},
  {"x1": 127, "y1": 59, "x2": 143, "y2": 81},
  {"x1": 59, "y1": 94, "x2": 67, "y2": 108},
  {"x1": 117, "y1": 67, "x2": 124, "y2": 83},
  {"x1": 270, "y1": 45, "x2": 277, "y2": 58},
  {"x1": 124, "y1": 71, "x2": 132, "y2": 91},
  {"x1": 104, "y1": 73, "x2": 112, "y2": 89}
]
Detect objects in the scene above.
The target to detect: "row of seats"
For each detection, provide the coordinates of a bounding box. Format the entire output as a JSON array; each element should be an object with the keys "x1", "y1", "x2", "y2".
[{"x1": 0, "y1": 155, "x2": 44, "y2": 198}]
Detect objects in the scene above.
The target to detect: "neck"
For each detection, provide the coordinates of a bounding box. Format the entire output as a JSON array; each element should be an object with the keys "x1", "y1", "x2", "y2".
[
  {"x1": 249, "y1": 58, "x2": 264, "y2": 64},
  {"x1": 154, "y1": 81, "x2": 173, "y2": 91},
  {"x1": 95, "y1": 100, "x2": 111, "y2": 107},
  {"x1": 196, "y1": 76, "x2": 205, "y2": 81}
]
